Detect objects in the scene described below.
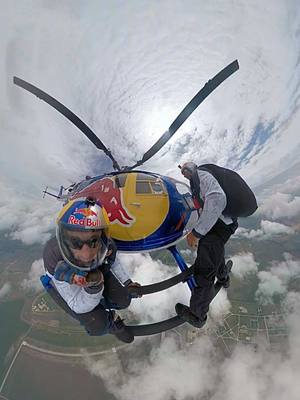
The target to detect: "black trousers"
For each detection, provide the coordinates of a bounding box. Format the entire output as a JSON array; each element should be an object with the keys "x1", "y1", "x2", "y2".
[
  {"x1": 47, "y1": 271, "x2": 131, "y2": 336},
  {"x1": 190, "y1": 219, "x2": 238, "y2": 320}
]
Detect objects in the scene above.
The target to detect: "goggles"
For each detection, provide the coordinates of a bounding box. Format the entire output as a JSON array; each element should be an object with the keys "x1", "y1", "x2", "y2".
[
  {"x1": 65, "y1": 234, "x2": 102, "y2": 250},
  {"x1": 57, "y1": 224, "x2": 109, "y2": 271}
]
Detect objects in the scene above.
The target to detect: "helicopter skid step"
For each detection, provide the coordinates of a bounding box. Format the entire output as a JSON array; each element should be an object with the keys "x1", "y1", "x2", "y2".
[{"x1": 127, "y1": 279, "x2": 227, "y2": 336}]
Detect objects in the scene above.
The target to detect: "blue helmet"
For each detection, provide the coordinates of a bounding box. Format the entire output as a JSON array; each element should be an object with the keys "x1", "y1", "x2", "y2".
[{"x1": 56, "y1": 197, "x2": 110, "y2": 271}]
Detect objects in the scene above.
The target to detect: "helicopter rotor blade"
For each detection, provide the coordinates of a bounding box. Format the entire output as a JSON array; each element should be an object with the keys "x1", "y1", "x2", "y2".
[
  {"x1": 13, "y1": 77, "x2": 121, "y2": 171},
  {"x1": 128, "y1": 59, "x2": 239, "y2": 170}
]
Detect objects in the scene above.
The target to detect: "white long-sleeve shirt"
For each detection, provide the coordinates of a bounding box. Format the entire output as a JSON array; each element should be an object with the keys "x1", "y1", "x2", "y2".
[
  {"x1": 50, "y1": 257, "x2": 130, "y2": 314},
  {"x1": 43, "y1": 237, "x2": 131, "y2": 314},
  {"x1": 193, "y1": 170, "x2": 233, "y2": 236}
]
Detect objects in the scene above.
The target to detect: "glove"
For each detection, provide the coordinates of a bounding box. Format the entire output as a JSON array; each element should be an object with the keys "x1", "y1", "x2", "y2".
[
  {"x1": 125, "y1": 280, "x2": 143, "y2": 298},
  {"x1": 85, "y1": 269, "x2": 104, "y2": 288},
  {"x1": 54, "y1": 261, "x2": 88, "y2": 285},
  {"x1": 82, "y1": 269, "x2": 104, "y2": 294},
  {"x1": 54, "y1": 261, "x2": 103, "y2": 288}
]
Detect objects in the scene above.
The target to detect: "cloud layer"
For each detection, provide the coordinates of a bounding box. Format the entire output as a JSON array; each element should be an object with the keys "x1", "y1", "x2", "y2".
[
  {"x1": 21, "y1": 259, "x2": 45, "y2": 293},
  {"x1": 1, "y1": 3, "x2": 300, "y2": 399},
  {"x1": 236, "y1": 220, "x2": 295, "y2": 240},
  {"x1": 259, "y1": 193, "x2": 300, "y2": 220},
  {"x1": 230, "y1": 252, "x2": 259, "y2": 279},
  {"x1": 256, "y1": 254, "x2": 300, "y2": 304},
  {"x1": 1, "y1": 0, "x2": 300, "y2": 245},
  {"x1": 84, "y1": 292, "x2": 300, "y2": 400},
  {"x1": 0, "y1": 282, "x2": 11, "y2": 299}
]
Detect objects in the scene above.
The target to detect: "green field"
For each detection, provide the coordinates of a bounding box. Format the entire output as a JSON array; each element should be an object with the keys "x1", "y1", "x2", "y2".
[
  {"x1": 29, "y1": 325, "x2": 120, "y2": 350},
  {"x1": 0, "y1": 300, "x2": 29, "y2": 381}
]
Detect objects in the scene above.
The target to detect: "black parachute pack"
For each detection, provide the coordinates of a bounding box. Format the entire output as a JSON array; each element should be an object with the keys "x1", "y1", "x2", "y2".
[{"x1": 191, "y1": 164, "x2": 257, "y2": 218}]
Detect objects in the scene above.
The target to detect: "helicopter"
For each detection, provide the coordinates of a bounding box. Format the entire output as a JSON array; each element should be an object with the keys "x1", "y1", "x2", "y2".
[{"x1": 13, "y1": 60, "x2": 239, "y2": 336}]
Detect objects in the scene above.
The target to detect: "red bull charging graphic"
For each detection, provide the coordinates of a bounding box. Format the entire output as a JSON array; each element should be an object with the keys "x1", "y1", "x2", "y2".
[
  {"x1": 97, "y1": 178, "x2": 135, "y2": 226},
  {"x1": 72, "y1": 177, "x2": 135, "y2": 227}
]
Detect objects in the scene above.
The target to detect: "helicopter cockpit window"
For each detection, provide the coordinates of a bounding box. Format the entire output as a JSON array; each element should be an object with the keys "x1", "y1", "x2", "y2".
[
  {"x1": 136, "y1": 173, "x2": 156, "y2": 181},
  {"x1": 115, "y1": 173, "x2": 127, "y2": 188},
  {"x1": 150, "y1": 182, "x2": 164, "y2": 193},
  {"x1": 136, "y1": 173, "x2": 166, "y2": 195},
  {"x1": 136, "y1": 181, "x2": 152, "y2": 193}
]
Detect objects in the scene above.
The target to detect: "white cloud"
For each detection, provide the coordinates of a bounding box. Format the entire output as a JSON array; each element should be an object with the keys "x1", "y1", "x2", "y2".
[
  {"x1": 0, "y1": 282, "x2": 11, "y2": 299},
  {"x1": 260, "y1": 220, "x2": 294, "y2": 235},
  {"x1": 84, "y1": 335, "x2": 219, "y2": 400},
  {"x1": 235, "y1": 226, "x2": 263, "y2": 239},
  {"x1": 256, "y1": 271, "x2": 286, "y2": 302},
  {"x1": 21, "y1": 259, "x2": 45, "y2": 293},
  {"x1": 9, "y1": 223, "x2": 52, "y2": 246},
  {"x1": 259, "y1": 192, "x2": 300, "y2": 220},
  {"x1": 117, "y1": 251, "x2": 232, "y2": 329},
  {"x1": 209, "y1": 288, "x2": 231, "y2": 320},
  {"x1": 271, "y1": 176, "x2": 300, "y2": 196},
  {"x1": 180, "y1": 248, "x2": 197, "y2": 258},
  {"x1": 118, "y1": 253, "x2": 190, "y2": 323},
  {"x1": 84, "y1": 293, "x2": 300, "y2": 400},
  {"x1": 230, "y1": 253, "x2": 259, "y2": 279},
  {"x1": 0, "y1": 177, "x2": 59, "y2": 245},
  {"x1": 235, "y1": 220, "x2": 295, "y2": 240},
  {"x1": 256, "y1": 254, "x2": 300, "y2": 303}
]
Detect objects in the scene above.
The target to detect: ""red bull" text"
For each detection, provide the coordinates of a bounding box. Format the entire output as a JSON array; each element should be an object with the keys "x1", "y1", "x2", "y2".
[{"x1": 68, "y1": 215, "x2": 101, "y2": 227}]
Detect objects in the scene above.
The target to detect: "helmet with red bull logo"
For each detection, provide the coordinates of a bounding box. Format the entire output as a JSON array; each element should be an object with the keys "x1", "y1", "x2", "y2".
[{"x1": 56, "y1": 197, "x2": 110, "y2": 271}]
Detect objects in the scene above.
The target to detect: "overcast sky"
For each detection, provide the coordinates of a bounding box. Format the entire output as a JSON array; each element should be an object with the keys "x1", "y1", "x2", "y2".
[
  {"x1": 1, "y1": 0, "x2": 300, "y2": 245},
  {"x1": 1, "y1": 2, "x2": 300, "y2": 398}
]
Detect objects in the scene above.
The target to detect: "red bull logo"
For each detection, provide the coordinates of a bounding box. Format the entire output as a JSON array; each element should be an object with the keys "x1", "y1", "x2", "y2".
[
  {"x1": 73, "y1": 208, "x2": 98, "y2": 217},
  {"x1": 72, "y1": 177, "x2": 135, "y2": 227},
  {"x1": 97, "y1": 178, "x2": 135, "y2": 226},
  {"x1": 68, "y1": 215, "x2": 101, "y2": 227}
]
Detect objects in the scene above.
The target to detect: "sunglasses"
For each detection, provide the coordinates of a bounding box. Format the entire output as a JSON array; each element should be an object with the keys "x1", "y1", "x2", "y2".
[{"x1": 66, "y1": 235, "x2": 102, "y2": 250}]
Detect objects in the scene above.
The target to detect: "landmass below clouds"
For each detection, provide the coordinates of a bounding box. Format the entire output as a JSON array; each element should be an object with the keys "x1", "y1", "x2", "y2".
[{"x1": 84, "y1": 292, "x2": 300, "y2": 400}]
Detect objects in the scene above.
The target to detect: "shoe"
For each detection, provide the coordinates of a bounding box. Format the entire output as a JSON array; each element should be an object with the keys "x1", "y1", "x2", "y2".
[
  {"x1": 109, "y1": 316, "x2": 134, "y2": 343},
  {"x1": 216, "y1": 276, "x2": 230, "y2": 288},
  {"x1": 175, "y1": 303, "x2": 207, "y2": 328},
  {"x1": 216, "y1": 260, "x2": 233, "y2": 288}
]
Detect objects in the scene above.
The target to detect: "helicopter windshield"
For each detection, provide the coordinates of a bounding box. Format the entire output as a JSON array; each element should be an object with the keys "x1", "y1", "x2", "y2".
[
  {"x1": 115, "y1": 173, "x2": 128, "y2": 188},
  {"x1": 174, "y1": 180, "x2": 191, "y2": 195},
  {"x1": 136, "y1": 173, "x2": 166, "y2": 195}
]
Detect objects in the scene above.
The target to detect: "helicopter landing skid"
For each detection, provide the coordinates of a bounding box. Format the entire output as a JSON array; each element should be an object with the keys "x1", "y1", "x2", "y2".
[
  {"x1": 126, "y1": 264, "x2": 232, "y2": 337},
  {"x1": 127, "y1": 259, "x2": 233, "y2": 336}
]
